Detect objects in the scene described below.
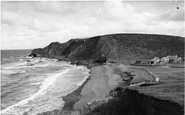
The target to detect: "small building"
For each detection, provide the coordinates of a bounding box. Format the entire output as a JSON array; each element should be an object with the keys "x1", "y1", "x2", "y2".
[
  {"x1": 107, "y1": 58, "x2": 117, "y2": 63},
  {"x1": 146, "y1": 57, "x2": 160, "y2": 65},
  {"x1": 174, "y1": 57, "x2": 182, "y2": 62},
  {"x1": 160, "y1": 57, "x2": 170, "y2": 64},
  {"x1": 160, "y1": 55, "x2": 181, "y2": 64},
  {"x1": 166, "y1": 55, "x2": 177, "y2": 63},
  {"x1": 134, "y1": 61, "x2": 142, "y2": 64}
]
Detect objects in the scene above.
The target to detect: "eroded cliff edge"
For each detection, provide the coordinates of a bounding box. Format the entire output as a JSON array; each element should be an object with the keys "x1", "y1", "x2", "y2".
[{"x1": 85, "y1": 88, "x2": 184, "y2": 115}]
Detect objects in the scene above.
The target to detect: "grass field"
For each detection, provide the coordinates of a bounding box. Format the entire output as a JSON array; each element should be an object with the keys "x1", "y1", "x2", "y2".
[{"x1": 130, "y1": 66, "x2": 184, "y2": 106}]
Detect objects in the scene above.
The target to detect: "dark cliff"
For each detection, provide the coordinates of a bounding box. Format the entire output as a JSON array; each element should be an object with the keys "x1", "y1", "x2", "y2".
[
  {"x1": 86, "y1": 88, "x2": 184, "y2": 115},
  {"x1": 30, "y1": 33, "x2": 184, "y2": 63}
]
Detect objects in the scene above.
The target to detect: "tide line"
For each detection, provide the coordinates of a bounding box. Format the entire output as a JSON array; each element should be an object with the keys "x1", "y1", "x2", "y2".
[{"x1": 0, "y1": 68, "x2": 70, "y2": 114}]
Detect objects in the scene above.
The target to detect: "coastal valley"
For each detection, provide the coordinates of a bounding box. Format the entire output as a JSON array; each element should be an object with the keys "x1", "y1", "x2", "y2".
[{"x1": 29, "y1": 33, "x2": 184, "y2": 115}]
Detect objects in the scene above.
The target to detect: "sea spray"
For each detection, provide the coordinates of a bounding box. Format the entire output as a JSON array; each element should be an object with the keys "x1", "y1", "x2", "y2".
[
  {"x1": 1, "y1": 63, "x2": 90, "y2": 115},
  {"x1": 24, "y1": 65, "x2": 90, "y2": 115},
  {"x1": 0, "y1": 69, "x2": 70, "y2": 114}
]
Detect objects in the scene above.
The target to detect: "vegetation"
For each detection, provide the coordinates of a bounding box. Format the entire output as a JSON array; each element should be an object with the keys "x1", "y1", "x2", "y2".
[
  {"x1": 30, "y1": 33, "x2": 184, "y2": 63},
  {"x1": 86, "y1": 88, "x2": 183, "y2": 115}
]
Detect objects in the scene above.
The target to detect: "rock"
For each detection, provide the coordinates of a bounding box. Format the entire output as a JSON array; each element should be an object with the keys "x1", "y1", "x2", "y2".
[{"x1": 87, "y1": 88, "x2": 184, "y2": 115}]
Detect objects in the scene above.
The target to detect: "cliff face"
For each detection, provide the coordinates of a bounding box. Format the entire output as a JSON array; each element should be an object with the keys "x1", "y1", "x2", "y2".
[{"x1": 30, "y1": 33, "x2": 184, "y2": 63}]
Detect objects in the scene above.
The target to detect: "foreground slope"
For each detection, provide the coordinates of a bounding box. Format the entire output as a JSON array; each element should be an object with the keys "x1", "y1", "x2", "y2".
[{"x1": 30, "y1": 33, "x2": 184, "y2": 63}]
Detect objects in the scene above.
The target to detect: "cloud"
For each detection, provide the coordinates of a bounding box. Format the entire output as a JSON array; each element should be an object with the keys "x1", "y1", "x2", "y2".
[
  {"x1": 1, "y1": 1, "x2": 184, "y2": 49},
  {"x1": 104, "y1": 1, "x2": 135, "y2": 19},
  {"x1": 160, "y1": 9, "x2": 184, "y2": 21},
  {"x1": 35, "y1": 2, "x2": 67, "y2": 14},
  {"x1": 1, "y1": 11, "x2": 19, "y2": 26},
  {"x1": 88, "y1": 1, "x2": 156, "y2": 35},
  {"x1": 97, "y1": 1, "x2": 184, "y2": 36}
]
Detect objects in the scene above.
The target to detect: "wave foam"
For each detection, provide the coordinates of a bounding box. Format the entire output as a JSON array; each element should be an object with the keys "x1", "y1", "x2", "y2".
[
  {"x1": 0, "y1": 69, "x2": 70, "y2": 114},
  {"x1": 1, "y1": 63, "x2": 90, "y2": 115}
]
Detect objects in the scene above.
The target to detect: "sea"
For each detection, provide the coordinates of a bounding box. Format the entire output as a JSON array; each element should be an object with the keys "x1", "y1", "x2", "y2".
[{"x1": 0, "y1": 50, "x2": 90, "y2": 115}]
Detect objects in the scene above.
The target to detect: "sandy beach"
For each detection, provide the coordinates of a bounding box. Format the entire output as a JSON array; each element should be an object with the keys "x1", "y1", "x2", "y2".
[
  {"x1": 61, "y1": 63, "x2": 157, "y2": 112},
  {"x1": 18, "y1": 61, "x2": 183, "y2": 115},
  {"x1": 60, "y1": 64, "x2": 128, "y2": 112},
  {"x1": 74, "y1": 65, "x2": 110, "y2": 110},
  {"x1": 59, "y1": 62, "x2": 184, "y2": 115}
]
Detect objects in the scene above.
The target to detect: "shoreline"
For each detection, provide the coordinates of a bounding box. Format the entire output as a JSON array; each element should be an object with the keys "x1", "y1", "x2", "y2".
[
  {"x1": 1, "y1": 61, "x2": 71, "y2": 114},
  {"x1": 62, "y1": 63, "x2": 102, "y2": 111},
  {"x1": 36, "y1": 63, "x2": 184, "y2": 115},
  {"x1": 61, "y1": 63, "x2": 134, "y2": 112},
  {"x1": 62, "y1": 71, "x2": 91, "y2": 110},
  {"x1": 32, "y1": 63, "x2": 102, "y2": 115}
]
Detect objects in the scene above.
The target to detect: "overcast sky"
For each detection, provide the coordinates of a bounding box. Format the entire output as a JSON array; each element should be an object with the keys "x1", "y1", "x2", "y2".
[{"x1": 1, "y1": 1, "x2": 184, "y2": 49}]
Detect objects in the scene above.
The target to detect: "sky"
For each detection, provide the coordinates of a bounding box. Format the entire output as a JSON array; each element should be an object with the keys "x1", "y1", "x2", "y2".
[{"x1": 1, "y1": 1, "x2": 185, "y2": 49}]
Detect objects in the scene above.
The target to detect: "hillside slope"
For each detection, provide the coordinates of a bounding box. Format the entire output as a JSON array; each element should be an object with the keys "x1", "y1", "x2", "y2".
[{"x1": 30, "y1": 33, "x2": 184, "y2": 63}]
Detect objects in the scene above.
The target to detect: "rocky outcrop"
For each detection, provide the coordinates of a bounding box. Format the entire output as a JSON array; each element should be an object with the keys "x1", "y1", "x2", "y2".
[
  {"x1": 85, "y1": 88, "x2": 184, "y2": 115},
  {"x1": 30, "y1": 34, "x2": 184, "y2": 63}
]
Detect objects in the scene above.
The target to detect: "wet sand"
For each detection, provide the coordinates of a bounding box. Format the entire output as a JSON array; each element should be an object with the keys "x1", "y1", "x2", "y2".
[
  {"x1": 73, "y1": 65, "x2": 110, "y2": 110},
  {"x1": 62, "y1": 74, "x2": 91, "y2": 110},
  {"x1": 62, "y1": 64, "x2": 131, "y2": 111},
  {"x1": 41, "y1": 64, "x2": 183, "y2": 115}
]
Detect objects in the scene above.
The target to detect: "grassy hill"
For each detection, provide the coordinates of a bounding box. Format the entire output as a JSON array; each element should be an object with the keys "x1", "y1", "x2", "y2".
[{"x1": 31, "y1": 33, "x2": 184, "y2": 63}]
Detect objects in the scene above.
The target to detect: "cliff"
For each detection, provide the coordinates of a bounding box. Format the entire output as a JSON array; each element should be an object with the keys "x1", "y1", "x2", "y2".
[
  {"x1": 85, "y1": 88, "x2": 184, "y2": 115},
  {"x1": 30, "y1": 33, "x2": 184, "y2": 63}
]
